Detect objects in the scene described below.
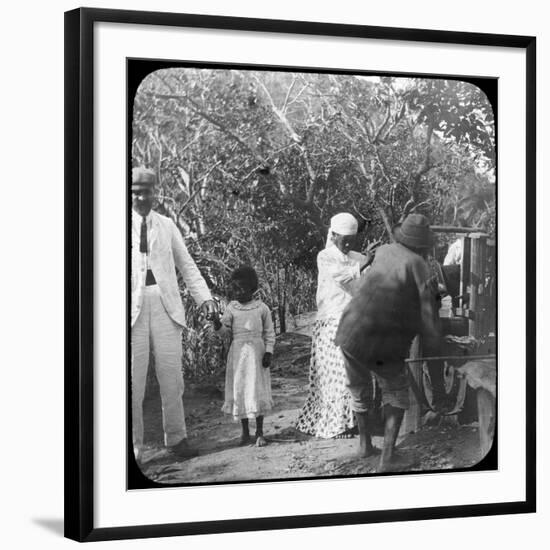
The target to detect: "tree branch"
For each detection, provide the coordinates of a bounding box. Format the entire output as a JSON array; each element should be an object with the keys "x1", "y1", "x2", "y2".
[
  {"x1": 373, "y1": 103, "x2": 392, "y2": 143},
  {"x1": 251, "y1": 74, "x2": 318, "y2": 204},
  {"x1": 413, "y1": 120, "x2": 435, "y2": 182},
  {"x1": 177, "y1": 160, "x2": 222, "y2": 217},
  {"x1": 410, "y1": 199, "x2": 433, "y2": 214},
  {"x1": 281, "y1": 76, "x2": 297, "y2": 113},
  {"x1": 146, "y1": 91, "x2": 267, "y2": 166},
  {"x1": 252, "y1": 74, "x2": 302, "y2": 143},
  {"x1": 286, "y1": 84, "x2": 309, "y2": 109},
  {"x1": 378, "y1": 206, "x2": 395, "y2": 241}
]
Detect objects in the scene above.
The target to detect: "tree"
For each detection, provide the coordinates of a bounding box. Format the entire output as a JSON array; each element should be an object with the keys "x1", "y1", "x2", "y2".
[{"x1": 132, "y1": 68, "x2": 496, "y2": 335}]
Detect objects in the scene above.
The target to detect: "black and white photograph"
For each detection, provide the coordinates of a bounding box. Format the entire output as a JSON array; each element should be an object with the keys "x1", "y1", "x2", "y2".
[
  {"x1": 58, "y1": 4, "x2": 538, "y2": 544},
  {"x1": 3, "y1": 0, "x2": 546, "y2": 546},
  {"x1": 128, "y1": 63, "x2": 497, "y2": 487}
]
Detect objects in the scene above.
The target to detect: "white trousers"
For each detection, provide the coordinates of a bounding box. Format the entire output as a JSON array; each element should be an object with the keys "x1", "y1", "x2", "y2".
[{"x1": 131, "y1": 285, "x2": 186, "y2": 453}]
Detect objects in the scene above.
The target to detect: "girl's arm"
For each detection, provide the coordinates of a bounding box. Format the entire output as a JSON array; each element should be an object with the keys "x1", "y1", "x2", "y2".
[
  {"x1": 214, "y1": 305, "x2": 233, "y2": 340},
  {"x1": 261, "y1": 304, "x2": 276, "y2": 367}
]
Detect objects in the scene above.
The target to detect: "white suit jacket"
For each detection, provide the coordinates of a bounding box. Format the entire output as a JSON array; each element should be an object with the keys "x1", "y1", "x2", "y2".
[{"x1": 131, "y1": 210, "x2": 212, "y2": 327}]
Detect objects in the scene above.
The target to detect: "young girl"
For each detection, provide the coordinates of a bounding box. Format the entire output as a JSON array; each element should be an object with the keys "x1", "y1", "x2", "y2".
[{"x1": 214, "y1": 266, "x2": 275, "y2": 447}]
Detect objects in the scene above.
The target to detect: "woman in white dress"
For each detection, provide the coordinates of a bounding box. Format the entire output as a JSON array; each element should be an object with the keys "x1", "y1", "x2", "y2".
[{"x1": 296, "y1": 213, "x2": 375, "y2": 439}]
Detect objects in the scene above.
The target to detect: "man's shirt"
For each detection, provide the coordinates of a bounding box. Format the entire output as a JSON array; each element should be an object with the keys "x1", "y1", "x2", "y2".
[{"x1": 335, "y1": 243, "x2": 440, "y2": 362}]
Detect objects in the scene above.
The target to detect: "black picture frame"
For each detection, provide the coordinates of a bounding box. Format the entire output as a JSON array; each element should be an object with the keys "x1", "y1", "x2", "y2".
[{"x1": 65, "y1": 7, "x2": 536, "y2": 542}]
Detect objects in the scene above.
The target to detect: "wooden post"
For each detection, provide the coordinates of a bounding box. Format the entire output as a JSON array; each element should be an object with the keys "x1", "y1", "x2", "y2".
[
  {"x1": 401, "y1": 336, "x2": 423, "y2": 435},
  {"x1": 486, "y1": 242, "x2": 496, "y2": 336},
  {"x1": 469, "y1": 234, "x2": 487, "y2": 338},
  {"x1": 431, "y1": 225, "x2": 485, "y2": 234},
  {"x1": 460, "y1": 236, "x2": 471, "y2": 311}
]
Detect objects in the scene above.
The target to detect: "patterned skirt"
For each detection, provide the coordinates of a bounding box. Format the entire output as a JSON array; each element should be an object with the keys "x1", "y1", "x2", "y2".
[{"x1": 295, "y1": 317, "x2": 356, "y2": 438}]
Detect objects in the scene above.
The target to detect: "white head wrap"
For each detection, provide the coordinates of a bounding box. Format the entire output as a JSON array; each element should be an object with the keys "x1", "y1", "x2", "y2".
[{"x1": 326, "y1": 212, "x2": 358, "y2": 248}]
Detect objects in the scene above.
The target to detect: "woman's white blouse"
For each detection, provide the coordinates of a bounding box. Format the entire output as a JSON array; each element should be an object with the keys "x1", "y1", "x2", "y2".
[{"x1": 315, "y1": 246, "x2": 366, "y2": 321}]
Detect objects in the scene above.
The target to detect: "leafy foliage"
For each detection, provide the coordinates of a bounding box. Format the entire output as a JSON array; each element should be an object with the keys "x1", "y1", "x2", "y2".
[{"x1": 132, "y1": 68, "x2": 495, "y2": 369}]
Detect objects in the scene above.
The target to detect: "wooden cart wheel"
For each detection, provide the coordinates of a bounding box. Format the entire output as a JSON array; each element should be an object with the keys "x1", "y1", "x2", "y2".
[{"x1": 422, "y1": 363, "x2": 468, "y2": 415}]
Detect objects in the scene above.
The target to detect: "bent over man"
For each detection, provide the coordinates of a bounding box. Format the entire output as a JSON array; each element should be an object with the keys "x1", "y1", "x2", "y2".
[{"x1": 335, "y1": 214, "x2": 441, "y2": 472}]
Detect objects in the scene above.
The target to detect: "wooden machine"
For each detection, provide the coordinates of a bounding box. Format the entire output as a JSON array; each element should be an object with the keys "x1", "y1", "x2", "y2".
[{"x1": 402, "y1": 226, "x2": 496, "y2": 459}]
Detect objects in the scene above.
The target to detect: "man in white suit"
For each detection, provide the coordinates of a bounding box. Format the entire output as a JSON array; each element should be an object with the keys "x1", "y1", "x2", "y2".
[{"x1": 131, "y1": 167, "x2": 216, "y2": 461}]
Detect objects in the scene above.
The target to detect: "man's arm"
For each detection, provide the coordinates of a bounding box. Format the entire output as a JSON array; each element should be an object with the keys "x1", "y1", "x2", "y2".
[
  {"x1": 359, "y1": 240, "x2": 381, "y2": 272},
  {"x1": 170, "y1": 221, "x2": 213, "y2": 307}
]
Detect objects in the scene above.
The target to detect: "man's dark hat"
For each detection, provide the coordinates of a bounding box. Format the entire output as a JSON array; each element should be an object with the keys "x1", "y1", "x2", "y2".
[
  {"x1": 132, "y1": 166, "x2": 156, "y2": 188},
  {"x1": 393, "y1": 213, "x2": 434, "y2": 249}
]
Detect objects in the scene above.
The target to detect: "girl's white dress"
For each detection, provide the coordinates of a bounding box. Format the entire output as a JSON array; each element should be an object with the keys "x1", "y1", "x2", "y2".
[{"x1": 218, "y1": 300, "x2": 276, "y2": 420}]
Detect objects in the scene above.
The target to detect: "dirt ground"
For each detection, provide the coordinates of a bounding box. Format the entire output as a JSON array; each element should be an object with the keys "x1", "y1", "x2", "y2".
[{"x1": 138, "y1": 332, "x2": 486, "y2": 485}]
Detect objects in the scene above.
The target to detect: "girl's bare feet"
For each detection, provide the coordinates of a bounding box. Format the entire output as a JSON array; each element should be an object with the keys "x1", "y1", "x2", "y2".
[
  {"x1": 240, "y1": 418, "x2": 251, "y2": 445},
  {"x1": 239, "y1": 433, "x2": 251, "y2": 446},
  {"x1": 254, "y1": 416, "x2": 266, "y2": 447}
]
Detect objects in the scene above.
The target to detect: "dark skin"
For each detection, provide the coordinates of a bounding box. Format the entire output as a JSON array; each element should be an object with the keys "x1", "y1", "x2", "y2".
[
  {"x1": 378, "y1": 405, "x2": 406, "y2": 472},
  {"x1": 358, "y1": 242, "x2": 437, "y2": 472},
  {"x1": 357, "y1": 404, "x2": 405, "y2": 471},
  {"x1": 132, "y1": 186, "x2": 154, "y2": 217},
  {"x1": 331, "y1": 232, "x2": 356, "y2": 255},
  {"x1": 330, "y1": 232, "x2": 381, "y2": 271},
  {"x1": 213, "y1": 278, "x2": 271, "y2": 447},
  {"x1": 355, "y1": 411, "x2": 379, "y2": 458}
]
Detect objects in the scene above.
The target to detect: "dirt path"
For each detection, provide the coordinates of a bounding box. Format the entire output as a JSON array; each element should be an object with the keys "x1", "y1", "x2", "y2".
[{"x1": 138, "y1": 333, "x2": 484, "y2": 485}]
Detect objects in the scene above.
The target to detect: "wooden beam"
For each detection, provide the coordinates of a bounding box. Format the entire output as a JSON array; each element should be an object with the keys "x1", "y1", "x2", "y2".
[
  {"x1": 469, "y1": 235, "x2": 487, "y2": 338},
  {"x1": 401, "y1": 336, "x2": 423, "y2": 435},
  {"x1": 460, "y1": 236, "x2": 471, "y2": 309},
  {"x1": 406, "y1": 354, "x2": 496, "y2": 363},
  {"x1": 431, "y1": 225, "x2": 489, "y2": 235}
]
